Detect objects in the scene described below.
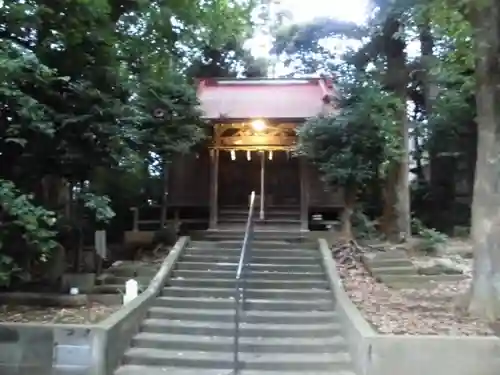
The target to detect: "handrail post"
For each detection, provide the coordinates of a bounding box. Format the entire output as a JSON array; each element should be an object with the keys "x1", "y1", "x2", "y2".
[{"x1": 233, "y1": 191, "x2": 256, "y2": 375}]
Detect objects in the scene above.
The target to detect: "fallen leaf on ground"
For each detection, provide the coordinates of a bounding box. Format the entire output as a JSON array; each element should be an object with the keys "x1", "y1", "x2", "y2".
[
  {"x1": 0, "y1": 303, "x2": 120, "y2": 324},
  {"x1": 335, "y1": 243, "x2": 494, "y2": 336}
]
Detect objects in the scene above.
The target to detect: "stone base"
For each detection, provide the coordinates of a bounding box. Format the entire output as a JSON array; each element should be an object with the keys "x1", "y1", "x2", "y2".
[
  {"x1": 362, "y1": 251, "x2": 466, "y2": 289},
  {"x1": 61, "y1": 273, "x2": 96, "y2": 293}
]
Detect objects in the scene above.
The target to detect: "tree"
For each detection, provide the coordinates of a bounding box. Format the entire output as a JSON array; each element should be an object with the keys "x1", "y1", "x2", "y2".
[
  {"x1": 418, "y1": 0, "x2": 500, "y2": 319},
  {"x1": 377, "y1": 13, "x2": 411, "y2": 241},
  {"x1": 274, "y1": 9, "x2": 411, "y2": 241},
  {"x1": 273, "y1": 17, "x2": 360, "y2": 75},
  {"x1": 298, "y1": 63, "x2": 403, "y2": 240},
  {"x1": 0, "y1": 0, "x2": 256, "y2": 287},
  {"x1": 462, "y1": 0, "x2": 500, "y2": 320}
]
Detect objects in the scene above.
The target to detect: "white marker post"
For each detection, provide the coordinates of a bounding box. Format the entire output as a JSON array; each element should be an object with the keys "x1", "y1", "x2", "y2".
[{"x1": 123, "y1": 279, "x2": 139, "y2": 305}]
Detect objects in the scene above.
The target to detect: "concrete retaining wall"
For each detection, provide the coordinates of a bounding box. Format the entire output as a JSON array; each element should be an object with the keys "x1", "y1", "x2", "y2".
[
  {"x1": 0, "y1": 236, "x2": 189, "y2": 375},
  {"x1": 0, "y1": 324, "x2": 101, "y2": 375},
  {"x1": 318, "y1": 238, "x2": 500, "y2": 375}
]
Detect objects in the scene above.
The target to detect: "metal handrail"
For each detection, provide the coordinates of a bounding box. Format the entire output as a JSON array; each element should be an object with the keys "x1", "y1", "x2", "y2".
[{"x1": 233, "y1": 191, "x2": 256, "y2": 374}]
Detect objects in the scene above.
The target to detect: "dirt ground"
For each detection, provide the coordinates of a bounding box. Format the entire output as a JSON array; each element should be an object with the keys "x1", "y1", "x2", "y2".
[
  {"x1": 0, "y1": 303, "x2": 120, "y2": 324},
  {"x1": 0, "y1": 245, "x2": 170, "y2": 325},
  {"x1": 336, "y1": 239, "x2": 495, "y2": 336}
]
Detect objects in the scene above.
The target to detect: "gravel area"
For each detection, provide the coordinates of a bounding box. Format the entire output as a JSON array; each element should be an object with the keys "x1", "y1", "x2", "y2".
[
  {"x1": 0, "y1": 303, "x2": 120, "y2": 324},
  {"x1": 336, "y1": 245, "x2": 494, "y2": 336}
]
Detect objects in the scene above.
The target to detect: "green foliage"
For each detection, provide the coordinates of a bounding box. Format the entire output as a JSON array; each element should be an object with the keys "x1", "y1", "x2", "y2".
[
  {"x1": 75, "y1": 191, "x2": 115, "y2": 223},
  {"x1": 273, "y1": 17, "x2": 364, "y2": 74},
  {"x1": 351, "y1": 210, "x2": 379, "y2": 239},
  {"x1": 298, "y1": 63, "x2": 403, "y2": 190},
  {"x1": 412, "y1": 217, "x2": 449, "y2": 253},
  {"x1": 0, "y1": 0, "x2": 257, "y2": 286},
  {"x1": 0, "y1": 179, "x2": 58, "y2": 286}
]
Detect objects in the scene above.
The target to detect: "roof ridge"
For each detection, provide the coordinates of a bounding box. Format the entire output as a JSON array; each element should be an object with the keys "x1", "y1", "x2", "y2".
[{"x1": 200, "y1": 77, "x2": 323, "y2": 86}]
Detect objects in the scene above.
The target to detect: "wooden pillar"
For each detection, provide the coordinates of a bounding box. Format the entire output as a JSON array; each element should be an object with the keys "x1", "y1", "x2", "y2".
[
  {"x1": 299, "y1": 156, "x2": 309, "y2": 231},
  {"x1": 260, "y1": 151, "x2": 265, "y2": 219},
  {"x1": 131, "y1": 207, "x2": 139, "y2": 231},
  {"x1": 209, "y1": 149, "x2": 219, "y2": 229}
]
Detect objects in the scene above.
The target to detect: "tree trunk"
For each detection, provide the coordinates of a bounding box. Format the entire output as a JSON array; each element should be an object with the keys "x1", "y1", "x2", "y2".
[
  {"x1": 381, "y1": 16, "x2": 411, "y2": 242},
  {"x1": 159, "y1": 159, "x2": 170, "y2": 229},
  {"x1": 419, "y1": 11, "x2": 438, "y2": 115},
  {"x1": 339, "y1": 186, "x2": 357, "y2": 241},
  {"x1": 41, "y1": 175, "x2": 69, "y2": 213},
  {"x1": 422, "y1": 18, "x2": 457, "y2": 232},
  {"x1": 413, "y1": 129, "x2": 426, "y2": 183},
  {"x1": 467, "y1": 0, "x2": 500, "y2": 320},
  {"x1": 418, "y1": 9, "x2": 437, "y2": 190}
]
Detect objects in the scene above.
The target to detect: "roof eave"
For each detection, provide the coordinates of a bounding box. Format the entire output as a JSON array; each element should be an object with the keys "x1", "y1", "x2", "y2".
[
  {"x1": 198, "y1": 77, "x2": 323, "y2": 87},
  {"x1": 201, "y1": 117, "x2": 307, "y2": 124}
]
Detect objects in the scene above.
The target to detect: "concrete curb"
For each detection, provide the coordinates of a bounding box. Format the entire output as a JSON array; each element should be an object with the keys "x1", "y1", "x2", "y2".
[
  {"x1": 0, "y1": 236, "x2": 190, "y2": 375},
  {"x1": 318, "y1": 238, "x2": 500, "y2": 375},
  {"x1": 318, "y1": 238, "x2": 376, "y2": 375},
  {"x1": 98, "y1": 236, "x2": 189, "y2": 375}
]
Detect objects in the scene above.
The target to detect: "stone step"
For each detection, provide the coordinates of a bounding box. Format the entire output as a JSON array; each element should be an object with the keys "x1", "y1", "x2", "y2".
[
  {"x1": 362, "y1": 250, "x2": 408, "y2": 260},
  {"x1": 185, "y1": 248, "x2": 320, "y2": 258},
  {"x1": 363, "y1": 254, "x2": 413, "y2": 268},
  {"x1": 366, "y1": 259, "x2": 414, "y2": 268},
  {"x1": 220, "y1": 208, "x2": 300, "y2": 215},
  {"x1": 132, "y1": 332, "x2": 346, "y2": 353},
  {"x1": 190, "y1": 240, "x2": 312, "y2": 250},
  {"x1": 141, "y1": 318, "x2": 341, "y2": 338},
  {"x1": 153, "y1": 296, "x2": 334, "y2": 312},
  {"x1": 161, "y1": 286, "x2": 330, "y2": 300},
  {"x1": 219, "y1": 217, "x2": 301, "y2": 224},
  {"x1": 174, "y1": 263, "x2": 323, "y2": 275},
  {"x1": 202, "y1": 236, "x2": 308, "y2": 243},
  {"x1": 115, "y1": 364, "x2": 355, "y2": 375},
  {"x1": 147, "y1": 307, "x2": 337, "y2": 324},
  {"x1": 369, "y1": 266, "x2": 417, "y2": 275},
  {"x1": 123, "y1": 347, "x2": 351, "y2": 371},
  {"x1": 167, "y1": 277, "x2": 329, "y2": 290},
  {"x1": 180, "y1": 254, "x2": 320, "y2": 265},
  {"x1": 98, "y1": 275, "x2": 152, "y2": 286},
  {"x1": 211, "y1": 227, "x2": 306, "y2": 235},
  {"x1": 219, "y1": 213, "x2": 300, "y2": 219},
  {"x1": 219, "y1": 216, "x2": 301, "y2": 223},
  {"x1": 107, "y1": 266, "x2": 159, "y2": 277},
  {"x1": 93, "y1": 284, "x2": 128, "y2": 294},
  {"x1": 377, "y1": 273, "x2": 466, "y2": 284},
  {"x1": 379, "y1": 273, "x2": 466, "y2": 288}
]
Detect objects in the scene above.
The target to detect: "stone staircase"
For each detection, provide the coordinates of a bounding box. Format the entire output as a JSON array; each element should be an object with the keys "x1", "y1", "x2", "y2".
[
  {"x1": 113, "y1": 235, "x2": 355, "y2": 375},
  {"x1": 218, "y1": 206, "x2": 302, "y2": 227},
  {"x1": 93, "y1": 261, "x2": 160, "y2": 294}
]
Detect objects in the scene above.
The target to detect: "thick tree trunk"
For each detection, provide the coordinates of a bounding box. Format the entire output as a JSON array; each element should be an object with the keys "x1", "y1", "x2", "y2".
[
  {"x1": 381, "y1": 17, "x2": 411, "y2": 242},
  {"x1": 467, "y1": 0, "x2": 500, "y2": 320},
  {"x1": 339, "y1": 186, "x2": 357, "y2": 241}
]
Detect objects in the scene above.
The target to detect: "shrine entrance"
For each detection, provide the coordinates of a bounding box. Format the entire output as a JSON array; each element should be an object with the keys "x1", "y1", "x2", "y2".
[
  {"x1": 218, "y1": 149, "x2": 300, "y2": 208},
  {"x1": 194, "y1": 77, "x2": 339, "y2": 231},
  {"x1": 209, "y1": 120, "x2": 308, "y2": 229}
]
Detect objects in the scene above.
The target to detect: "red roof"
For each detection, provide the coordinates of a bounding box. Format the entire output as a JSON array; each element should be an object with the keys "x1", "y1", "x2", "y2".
[{"x1": 196, "y1": 78, "x2": 338, "y2": 121}]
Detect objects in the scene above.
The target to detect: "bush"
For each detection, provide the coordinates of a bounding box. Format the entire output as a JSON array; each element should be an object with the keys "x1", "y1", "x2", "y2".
[
  {"x1": 412, "y1": 217, "x2": 448, "y2": 254},
  {"x1": 152, "y1": 224, "x2": 178, "y2": 246}
]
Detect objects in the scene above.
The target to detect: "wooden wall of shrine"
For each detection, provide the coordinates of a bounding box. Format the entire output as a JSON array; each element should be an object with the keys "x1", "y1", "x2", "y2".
[
  {"x1": 307, "y1": 164, "x2": 344, "y2": 209},
  {"x1": 166, "y1": 148, "x2": 211, "y2": 207},
  {"x1": 165, "y1": 147, "x2": 344, "y2": 211}
]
